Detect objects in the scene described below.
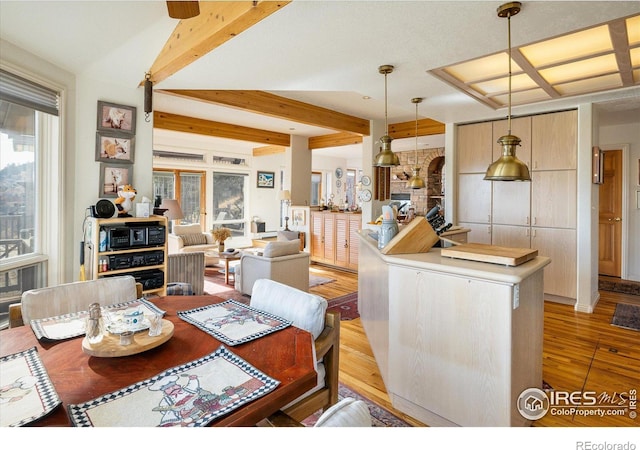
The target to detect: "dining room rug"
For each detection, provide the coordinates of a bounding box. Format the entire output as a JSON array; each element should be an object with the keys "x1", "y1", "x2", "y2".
[
  {"x1": 611, "y1": 303, "x2": 640, "y2": 331},
  {"x1": 327, "y1": 292, "x2": 359, "y2": 320},
  {"x1": 301, "y1": 382, "x2": 412, "y2": 427}
]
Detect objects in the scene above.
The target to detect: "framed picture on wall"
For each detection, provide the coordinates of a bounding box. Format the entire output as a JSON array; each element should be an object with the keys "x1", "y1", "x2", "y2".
[
  {"x1": 292, "y1": 208, "x2": 306, "y2": 226},
  {"x1": 95, "y1": 131, "x2": 135, "y2": 163},
  {"x1": 99, "y1": 163, "x2": 132, "y2": 198},
  {"x1": 257, "y1": 171, "x2": 275, "y2": 188},
  {"x1": 97, "y1": 101, "x2": 136, "y2": 134}
]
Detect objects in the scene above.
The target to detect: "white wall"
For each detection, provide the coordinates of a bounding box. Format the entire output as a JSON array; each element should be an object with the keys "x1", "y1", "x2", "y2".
[{"x1": 598, "y1": 118, "x2": 640, "y2": 282}]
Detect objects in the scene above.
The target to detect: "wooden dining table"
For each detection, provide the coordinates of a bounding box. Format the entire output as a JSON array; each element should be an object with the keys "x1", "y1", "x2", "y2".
[{"x1": 0, "y1": 295, "x2": 317, "y2": 427}]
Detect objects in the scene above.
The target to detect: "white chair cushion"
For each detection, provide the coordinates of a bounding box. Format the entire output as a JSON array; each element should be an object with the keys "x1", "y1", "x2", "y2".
[
  {"x1": 314, "y1": 398, "x2": 372, "y2": 427},
  {"x1": 180, "y1": 233, "x2": 208, "y2": 246},
  {"x1": 249, "y1": 279, "x2": 326, "y2": 340},
  {"x1": 277, "y1": 230, "x2": 299, "y2": 241},
  {"x1": 262, "y1": 240, "x2": 300, "y2": 258}
]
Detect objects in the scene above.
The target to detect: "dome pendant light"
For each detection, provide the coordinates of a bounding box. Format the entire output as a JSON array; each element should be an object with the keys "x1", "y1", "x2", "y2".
[
  {"x1": 373, "y1": 65, "x2": 400, "y2": 167},
  {"x1": 484, "y1": 2, "x2": 531, "y2": 182},
  {"x1": 406, "y1": 97, "x2": 426, "y2": 189}
]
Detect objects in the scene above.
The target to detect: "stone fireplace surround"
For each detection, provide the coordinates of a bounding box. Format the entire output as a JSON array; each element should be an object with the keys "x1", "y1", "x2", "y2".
[{"x1": 389, "y1": 147, "x2": 445, "y2": 216}]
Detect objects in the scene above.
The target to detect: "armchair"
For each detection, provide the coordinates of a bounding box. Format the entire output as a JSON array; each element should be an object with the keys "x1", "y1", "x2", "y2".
[
  {"x1": 234, "y1": 239, "x2": 309, "y2": 295},
  {"x1": 167, "y1": 224, "x2": 219, "y2": 266}
]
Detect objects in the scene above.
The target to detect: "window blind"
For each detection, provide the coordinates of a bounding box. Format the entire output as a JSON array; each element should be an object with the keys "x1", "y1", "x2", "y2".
[{"x1": 0, "y1": 69, "x2": 59, "y2": 116}]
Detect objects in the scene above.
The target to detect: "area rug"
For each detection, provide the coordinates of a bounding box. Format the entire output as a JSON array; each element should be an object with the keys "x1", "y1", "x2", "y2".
[
  {"x1": 309, "y1": 275, "x2": 336, "y2": 287},
  {"x1": 611, "y1": 303, "x2": 640, "y2": 331},
  {"x1": 301, "y1": 382, "x2": 412, "y2": 427},
  {"x1": 327, "y1": 292, "x2": 359, "y2": 320}
]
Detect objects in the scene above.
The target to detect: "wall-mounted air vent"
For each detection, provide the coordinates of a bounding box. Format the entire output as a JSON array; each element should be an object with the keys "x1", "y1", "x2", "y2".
[
  {"x1": 212, "y1": 155, "x2": 247, "y2": 166},
  {"x1": 153, "y1": 150, "x2": 205, "y2": 162}
]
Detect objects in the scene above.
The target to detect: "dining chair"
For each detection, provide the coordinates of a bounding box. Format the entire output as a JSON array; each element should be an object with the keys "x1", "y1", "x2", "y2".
[
  {"x1": 249, "y1": 278, "x2": 340, "y2": 422},
  {"x1": 259, "y1": 397, "x2": 372, "y2": 427},
  {"x1": 11, "y1": 275, "x2": 140, "y2": 326}
]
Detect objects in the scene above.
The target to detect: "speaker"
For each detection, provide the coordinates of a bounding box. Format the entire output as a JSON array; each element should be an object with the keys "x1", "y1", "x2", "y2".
[{"x1": 92, "y1": 199, "x2": 115, "y2": 218}]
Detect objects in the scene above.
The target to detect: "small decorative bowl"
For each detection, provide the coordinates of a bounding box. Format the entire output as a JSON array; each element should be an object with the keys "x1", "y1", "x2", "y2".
[{"x1": 123, "y1": 308, "x2": 144, "y2": 326}]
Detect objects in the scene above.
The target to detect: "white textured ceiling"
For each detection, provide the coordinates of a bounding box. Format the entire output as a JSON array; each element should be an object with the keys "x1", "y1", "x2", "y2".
[{"x1": 1, "y1": 0, "x2": 639, "y2": 154}]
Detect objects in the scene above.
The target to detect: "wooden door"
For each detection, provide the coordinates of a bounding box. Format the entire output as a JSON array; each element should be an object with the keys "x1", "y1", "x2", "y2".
[
  {"x1": 310, "y1": 212, "x2": 325, "y2": 261},
  {"x1": 599, "y1": 150, "x2": 623, "y2": 277},
  {"x1": 334, "y1": 214, "x2": 349, "y2": 267},
  {"x1": 457, "y1": 122, "x2": 493, "y2": 173}
]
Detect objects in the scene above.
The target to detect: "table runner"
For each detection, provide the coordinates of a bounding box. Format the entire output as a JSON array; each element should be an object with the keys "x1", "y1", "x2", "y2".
[
  {"x1": 178, "y1": 299, "x2": 291, "y2": 346},
  {"x1": 29, "y1": 299, "x2": 165, "y2": 341},
  {"x1": 67, "y1": 345, "x2": 279, "y2": 427},
  {"x1": 0, "y1": 347, "x2": 61, "y2": 427}
]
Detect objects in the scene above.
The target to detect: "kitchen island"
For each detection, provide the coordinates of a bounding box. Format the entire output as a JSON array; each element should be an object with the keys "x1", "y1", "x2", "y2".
[{"x1": 357, "y1": 230, "x2": 550, "y2": 426}]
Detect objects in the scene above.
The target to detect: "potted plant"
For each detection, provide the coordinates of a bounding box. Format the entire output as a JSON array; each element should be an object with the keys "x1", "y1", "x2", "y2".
[{"x1": 211, "y1": 227, "x2": 232, "y2": 252}]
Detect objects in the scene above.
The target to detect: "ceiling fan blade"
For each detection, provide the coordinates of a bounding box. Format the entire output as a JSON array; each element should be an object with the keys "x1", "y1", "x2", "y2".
[{"x1": 166, "y1": 1, "x2": 200, "y2": 19}]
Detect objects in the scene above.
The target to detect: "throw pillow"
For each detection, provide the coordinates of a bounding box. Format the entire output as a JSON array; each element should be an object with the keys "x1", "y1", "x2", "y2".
[
  {"x1": 262, "y1": 239, "x2": 300, "y2": 257},
  {"x1": 179, "y1": 233, "x2": 207, "y2": 246}
]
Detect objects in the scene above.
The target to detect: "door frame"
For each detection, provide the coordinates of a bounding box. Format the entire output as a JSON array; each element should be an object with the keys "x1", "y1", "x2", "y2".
[{"x1": 599, "y1": 143, "x2": 630, "y2": 279}]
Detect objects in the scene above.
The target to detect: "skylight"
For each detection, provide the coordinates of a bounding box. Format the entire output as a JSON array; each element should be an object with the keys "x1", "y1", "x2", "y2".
[{"x1": 429, "y1": 14, "x2": 639, "y2": 109}]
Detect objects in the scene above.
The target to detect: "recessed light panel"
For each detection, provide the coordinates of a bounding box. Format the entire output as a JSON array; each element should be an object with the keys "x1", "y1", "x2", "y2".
[
  {"x1": 555, "y1": 73, "x2": 622, "y2": 96},
  {"x1": 540, "y1": 54, "x2": 619, "y2": 85}
]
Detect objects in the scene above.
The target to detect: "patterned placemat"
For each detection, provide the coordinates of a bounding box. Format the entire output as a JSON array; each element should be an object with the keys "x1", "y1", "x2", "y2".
[
  {"x1": 67, "y1": 345, "x2": 279, "y2": 427},
  {"x1": 178, "y1": 299, "x2": 292, "y2": 346},
  {"x1": 30, "y1": 299, "x2": 165, "y2": 341},
  {"x1": 0, "y1": 347, "x2": 61, "y2": 427}
]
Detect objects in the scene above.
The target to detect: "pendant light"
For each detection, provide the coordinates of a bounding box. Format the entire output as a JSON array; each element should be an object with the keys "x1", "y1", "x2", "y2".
[
  {"x1": 484, "y1": 2, "x2": 531, "y2": 182},
  {"x1": 373, "y1": 65, "x2": 400, "y2": 167},
  {"x1": 406, "y1": 97, "x2": 426, "y2": 189}
]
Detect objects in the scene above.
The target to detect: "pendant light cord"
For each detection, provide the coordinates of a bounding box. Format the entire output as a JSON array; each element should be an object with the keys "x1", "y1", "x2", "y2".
[
  {"x1": 415, "y1": 100, "x2": 419, "y2": 166},
  {"x1": 384, "y1": 72, "x2": 389, "y2": 133},
  {"x1": 507, "y1": 11, "x2": 512, "y2": 135}
]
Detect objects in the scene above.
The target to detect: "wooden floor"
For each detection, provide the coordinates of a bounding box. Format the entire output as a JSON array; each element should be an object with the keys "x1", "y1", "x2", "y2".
[{"x1": 309, "y1": 263, "x2": 640, "y2": 427}]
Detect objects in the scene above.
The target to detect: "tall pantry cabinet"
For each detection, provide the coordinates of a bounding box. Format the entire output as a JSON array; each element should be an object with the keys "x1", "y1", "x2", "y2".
[{"x1": 456, "y1": 109, "x2": 577, "y2": 301}]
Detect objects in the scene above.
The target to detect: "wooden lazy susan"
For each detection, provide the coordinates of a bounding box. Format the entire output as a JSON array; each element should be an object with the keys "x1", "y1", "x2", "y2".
[{"x1": 82, "y1": 319, "x2": 174, "y2": 357}]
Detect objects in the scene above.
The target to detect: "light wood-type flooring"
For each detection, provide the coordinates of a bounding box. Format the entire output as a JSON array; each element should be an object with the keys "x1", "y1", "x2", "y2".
[{"x1": 309, "y1": 263, "x2": 640, "y2": 427}]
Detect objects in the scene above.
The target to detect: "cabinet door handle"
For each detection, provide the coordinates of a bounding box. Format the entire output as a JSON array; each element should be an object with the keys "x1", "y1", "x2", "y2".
[
  {"x1": 344, "y1": 240, "x2": 348, "y2": 248},
  {"x1": 608, "y1": 217, "x2": 622, "y2": 222},
  {"x1": 526, "y1": 216, "x2": 529, "y2": 225}
]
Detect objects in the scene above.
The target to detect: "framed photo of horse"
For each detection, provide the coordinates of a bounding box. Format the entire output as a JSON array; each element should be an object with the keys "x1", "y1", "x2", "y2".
[
  {"x1": 97, "y1": 101, "x2": 136, "y2": 134},
  {"x1": 95, "y1": 131, "x2": 135, "y2": 163},
  {"x1": 99, "y1": 163, "x2": 133, "y2": 198}
]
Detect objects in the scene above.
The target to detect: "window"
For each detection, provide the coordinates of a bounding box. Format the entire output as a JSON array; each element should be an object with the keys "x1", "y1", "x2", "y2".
[
  {"x1": 153, "y1": 169, "x2": 205, "y2": 226},
  {"x1": 311, "y1": 172, "x2": 322, "y2": 206},
  {"x1": 211, "y1": 172, "x2": 247, "y2": 236},
  {"x1": 0, "y1": 68, "x2": 60, "y2": 328}
]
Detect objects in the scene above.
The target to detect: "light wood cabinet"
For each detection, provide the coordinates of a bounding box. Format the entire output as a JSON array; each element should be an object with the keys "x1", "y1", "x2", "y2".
[
  {"x1": 311, "y1": 211, "x2": 360, "y2": 270},
  {"x1": 457, "y1": 121, "x2": 493, "y2": 173},
  {"x1": 84, "y1": 216, "x2": 168, "y2": 296},
  {"x1": 531, "y1": 109, "x2": 577, "y2": 171},
  {"x1": 456, "y1": 109, "x2": 577, "y2": 301},
  {"x1": 458, "y1": 174, "x2": 492, "y2": 223}
]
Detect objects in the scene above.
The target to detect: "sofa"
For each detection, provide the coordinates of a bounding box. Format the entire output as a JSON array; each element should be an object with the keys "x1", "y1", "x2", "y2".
[
  {"x1": 234, "y1": 239, "x2": 310, "y2": 295},
  {"x1": 168, "y1": 224, "x2": 220, "y2": 266}
]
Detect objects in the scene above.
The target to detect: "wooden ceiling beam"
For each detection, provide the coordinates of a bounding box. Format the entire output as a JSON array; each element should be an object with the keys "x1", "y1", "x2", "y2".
[
  {"x1": 388, "y1": 118, "x2": 446, "y2": 140},
  {"x1": 309, "y1": 132, "x2": 363, "y2": 150},
  {"x1": 160, "y1": 89, "x2": 370, "y2": 136},
  {"x1": 154, "y1": 111, "x2": 290, "y2": 146},
  {"x1": 147, "y1": 1, "x2": 290, "y2": 85},
  {"x1": 253, "y1": 145, "x2": 286, "y2": 157}
]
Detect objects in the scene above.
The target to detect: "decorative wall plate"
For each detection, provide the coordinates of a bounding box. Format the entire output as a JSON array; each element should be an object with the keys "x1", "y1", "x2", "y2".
[
  {"x1": 361, "y1": 175, "x2": 371, "y2": 186},
  {"x1": 335, "y1": 168, "x2": 343, "y2": 179},
  {"x1": 336, "y1": 179, "x2": 342, "y2": 188},
  {"x1": 359, "y1": 189, "x2": 372, "y2": 202}
]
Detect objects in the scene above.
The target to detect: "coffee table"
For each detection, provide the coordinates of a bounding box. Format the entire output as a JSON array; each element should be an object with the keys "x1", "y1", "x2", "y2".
[{"x1": 217, "y1": 252, "x2": 241, "y2": 285}]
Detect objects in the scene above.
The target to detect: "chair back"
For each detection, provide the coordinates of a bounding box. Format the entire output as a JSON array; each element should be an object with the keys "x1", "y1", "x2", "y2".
[
  {"x1": 21, "y1": 275, "x2": 138, "y2": 324},
  {"x1": 314, "y1": 398, "x2": 372, "y2": 427},
  {"x1": 250, "y1": 279, "x2": 327, "y2": 340}
]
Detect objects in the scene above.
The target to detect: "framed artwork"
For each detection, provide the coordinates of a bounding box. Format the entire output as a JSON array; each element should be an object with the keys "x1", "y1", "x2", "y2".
[
  {"x1": 292, "y1": 208, "x2": 306, "y2": 226},
  {"x1": 99, "y1": 163, "x2": 132, "y2": 198},
  {"x1": 97, "y1": 101, "x2": 136, "y2": 134},
  {"x1": 257, "y1": 171, "x2": 275, "y2": 188},
  {"x1": 95, "y1": 131, "x2": 135, "y2": 163}
]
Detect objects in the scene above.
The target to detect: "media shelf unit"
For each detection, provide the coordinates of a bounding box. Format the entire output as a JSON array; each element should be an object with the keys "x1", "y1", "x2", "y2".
[{"x1": 84, "y1": 216, "x2": 168, "y2": 296}]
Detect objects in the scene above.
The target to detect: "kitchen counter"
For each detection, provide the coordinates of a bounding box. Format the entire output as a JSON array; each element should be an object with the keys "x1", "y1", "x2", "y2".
[{"x1": 357, "y1": 231, "x2": 550, "y2": 426}]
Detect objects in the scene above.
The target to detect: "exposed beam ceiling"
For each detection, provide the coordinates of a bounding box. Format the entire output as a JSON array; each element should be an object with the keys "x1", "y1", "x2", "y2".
[
  {"x1": 159, "y1": 89, "x2": 371, "y2": 136},
  {"x1": 154, "y1": 111, "x2": 291, "y2": 147},
  {"x1": 146, "y1": 1, "x2": 290, "y2": 85}
]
